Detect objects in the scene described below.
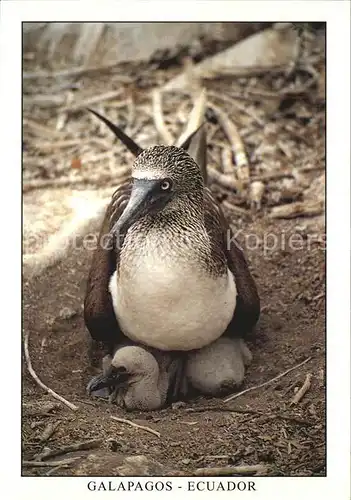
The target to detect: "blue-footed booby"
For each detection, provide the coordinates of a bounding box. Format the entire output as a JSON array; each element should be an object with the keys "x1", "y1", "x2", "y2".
[{"x1": 84, "y1": 100, "x2": 260, "y2": 394}]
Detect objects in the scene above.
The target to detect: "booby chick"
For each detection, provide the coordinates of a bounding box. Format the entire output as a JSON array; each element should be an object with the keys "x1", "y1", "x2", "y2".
[
  {"x1": 84, "y1": 102, "x2": 260, "y2": 394},
  {"x1": 185, "y1": 337, "x2": 253, "y2": 396},
  {"x1": 87, "y1": 344, "x2": 181, "y2": 411}
]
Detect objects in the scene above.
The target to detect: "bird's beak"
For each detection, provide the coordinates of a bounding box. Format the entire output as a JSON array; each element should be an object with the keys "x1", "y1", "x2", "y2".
[
  {"x1": 110, "y1": 178, "x2": 160, "y2": 235},
  {"x1": 87, "y1": 367, "x2": 131, "y2": 393}
]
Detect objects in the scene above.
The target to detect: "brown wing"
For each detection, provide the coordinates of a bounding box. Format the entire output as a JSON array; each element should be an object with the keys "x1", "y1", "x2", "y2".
[
  {"x1": 83, "y1": 180, "x2": 132, "y2": 360},
  {"x1": 204, "y1": 189, "x2": 260, "y2": 338}
]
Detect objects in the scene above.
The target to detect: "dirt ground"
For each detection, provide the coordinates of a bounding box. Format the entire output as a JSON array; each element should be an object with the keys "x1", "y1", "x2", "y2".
[
  {"x1": 22, "y1": 213, "x2": 326, "y2": 477},
  {"x1": 22, "y1": 24, "x2": 326, "y2": 477}
]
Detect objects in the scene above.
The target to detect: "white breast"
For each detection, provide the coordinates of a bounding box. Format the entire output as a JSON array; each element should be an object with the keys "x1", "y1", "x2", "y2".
[{"x1": 109, "y1": 257, "x2": 237, "y2": 351}]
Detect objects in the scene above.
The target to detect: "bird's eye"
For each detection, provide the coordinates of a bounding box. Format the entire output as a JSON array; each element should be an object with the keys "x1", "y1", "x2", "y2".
[{"x1": 160, "y1": 179, "x2": 172, "y2": 191}]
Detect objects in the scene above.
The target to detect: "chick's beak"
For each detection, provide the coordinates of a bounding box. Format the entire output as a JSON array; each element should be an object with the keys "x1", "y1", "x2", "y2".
[{"x1": 87, "y1": 367, "x2": 131, "y2": 394}]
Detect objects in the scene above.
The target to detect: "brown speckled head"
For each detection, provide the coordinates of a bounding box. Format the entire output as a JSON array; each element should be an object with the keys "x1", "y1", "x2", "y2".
[{"x1": 132, "y1": 145, "x2": 204, "y2": 194}]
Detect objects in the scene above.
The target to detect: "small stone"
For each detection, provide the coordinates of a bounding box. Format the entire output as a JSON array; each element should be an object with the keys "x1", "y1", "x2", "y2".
[
  {"x1": 117, "y1": 455, "x2": 165, "y2": 476},
  {"x1": 182, "y1": 458, "x2": 191, "y2": 465},
  {"x1": 58, "y1": 307, "x2": 77, "y2": 320},
  {"x1": 106, "y1": 438, "x2": 122, "y2": 452},
  {"x1": 172, "y1": 401, "x2": 187, "y2": 410}
]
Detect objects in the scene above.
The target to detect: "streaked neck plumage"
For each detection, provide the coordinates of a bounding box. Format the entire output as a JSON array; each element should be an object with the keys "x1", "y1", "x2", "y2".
[{"x1": 118, "y1": 192, "x2": 227, "y2": 279}]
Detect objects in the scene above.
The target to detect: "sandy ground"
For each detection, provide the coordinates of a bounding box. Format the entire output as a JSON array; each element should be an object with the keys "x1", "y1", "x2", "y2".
[{"x1": 22, "y1": 213, "x2": 325, "y2": 477}]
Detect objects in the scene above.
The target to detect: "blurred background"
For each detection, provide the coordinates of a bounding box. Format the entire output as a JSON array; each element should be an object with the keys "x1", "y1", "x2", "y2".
[{"x1": 23, "y1": 22, "x2": 325, "y2": 252}]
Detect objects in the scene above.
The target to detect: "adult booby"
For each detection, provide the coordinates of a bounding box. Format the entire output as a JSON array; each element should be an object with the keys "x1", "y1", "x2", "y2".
[
  {"x1": 87, "y1": 344, "x2": 181, "y2": 410},
  {"x1": 84, "y1": 106, "x2": 260, "y2": 388}
]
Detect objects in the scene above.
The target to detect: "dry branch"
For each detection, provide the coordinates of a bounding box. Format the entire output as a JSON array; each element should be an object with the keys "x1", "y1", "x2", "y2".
[
  {"x1": 23, "y1": 63, "x2": 133, "y2": 81},
  {"x1": 209, "y1": 102, "x2": 250, "y2": 184},
  {"x1": 222, "y1": 200, "x2": 251, "y2": 218},
  {"x1": 208, "y1": 166, "x2": 243, "y2": 192},
  {"x1": 176, "y1": 88, "x2": 207, "y2": 147},
  {"x1": 269, "y1": 201, "x2": 324, "y2": 219},
  {"x1": 224, "y1": 357, "x2": 312, "y2": 403},
  {"x1": 110, "y1": 416, "x2": 160, "y2": 438},
  {"x1": 39, "y1": 421, "x2": 61, "y2": 443},
  {"x1": 152, "y1": 89, "x2": 174, "y2": 145},
  {"x1": 63, "y1": 89, "x2": 124, "y2": 112},
  {"x1": 290, "y1": 373, "x2": 312, "y2": 405},
  {"x1": 221, "y1": 147, "x2": 234, "y2": 175},
  {"x1": 249, "y1": 181, "x2": 265, "y2": 210},
  {"x1": 185, "y1": 406, "x2": 261, "y2": 415},
  {"x1": 23, "y1": 118, "x2": 64, "y2": 138},
  {"x1": 194, "y1": 464, "x2": 267, "y2": 476},
  {"x1": 185, "y1": 405, "x2": 312, "y2": 426},
  {"x1": 285, "y1": 29, "x2": 303, "y2": 79},
  {"x1": 202, "y1": 64, "x2": 290, "y2": 80},
  {"x1": 23, "y1": 457, "x2": 80, "y2": 468},
  {"x1": 208, "y1": 91, "x2": 265, "y2": 126},
  {"x1": 35, "y1": 438, "x2": 102, "y2": 460},
  {"x1": 23, "y1": 169, "x2": 130, "y2": 193},
  {"x1": 23, "y1": 329, "x2": 79, "y2": 411}
]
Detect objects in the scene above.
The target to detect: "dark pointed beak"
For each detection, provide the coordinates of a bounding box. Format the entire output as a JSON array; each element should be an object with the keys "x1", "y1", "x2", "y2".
[
  {"x1": 111, "y1": 179, "x2": 160, "y2": 235},
  {"x1": 88, "y1": 367, "x2": 131, "y2": 394}
]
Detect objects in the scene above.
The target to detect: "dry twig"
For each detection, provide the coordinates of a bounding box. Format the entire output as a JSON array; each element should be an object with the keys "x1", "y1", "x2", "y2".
[
  {"x1": 221, "y1": 147, "x2": 234, "y2": 175},
  {"x1": 249, "y1": 181, "x2": 265, "y2": 210},
  {"x1": 110, "y1": 416, "x2": 160, "y2": 438},
  {"x1": 185, "y1": 406, "x2": 261, "y2": 415},
  {"x1": 23, "y1": 63, "x2": 133, "y2": 81},
  {"x1": 33, "y1": 138, "x2": 84, "y2": 151},
  {"x1": 23, "y1": 329, "x2": 79, "y2": 411},
  {"x1": 209, "y1": 102, "x2": 250, "y2": 184},
  {"x1": 185, "y1": 405, "x2": 312, "y2": 426},
  {"x1": 45, "y1": 464, "x2": 70, "y2": 476},
  {"x1": 176, "y1": 88, "x2": 207, "y2": 147},
  {"x1": 202, "y1": 64, "x2": 290, "y2": 80},
  {"x1": 224, "y1": 357, "x2": 312, "y2": 403},
  {"x1": 208, "y1": 91, "x2": 265, "y2": 126},
  {"x1": 23, "y1": 94, "x2": 66, "y2": 108},
  {"x1": 23, "y1": 402, "x2": 61, "y2": 415},
  {"x1": 285, "y1": 29, "x2": 303, "y2": 79},
  {"x1": 39, "y1": 421, "x2": 61, "y2": 443},
  {"x1": 152, "y1": 89, "x2": 174, "y2": 145},
  {"x1": 252, "y1": 171, "x2": 294, "y2": 183},
  {"x1": 23, "y1": 169, "x2": 130, "y2": 193},
  {"x1": 194, "y1": 464, "x2": 267, "y2": 476},
  {"x1": 269, "y1": 201, "x2": 324, "y2": 219},
  {"x1": 34, "y1": 438, "x2": 102, "y2": 461},
  {"x1": 23, "y1": 118, "x2": 64, "y2": 138},
  {"x1": 63, "y1": 89, "x2": 124, "y2": 112},
  {"x1": 222, "y1": 200, "x2": 251, "y2": 218},
  {"x1": 290, "y1": 373, "x2": 312, "y2": 405},
  {"x1": 208, "y1": 166, "x2": 243, "y2": 192},
  {"x1": 23, "y1": 457, "x2": 80, "y2": 468}
]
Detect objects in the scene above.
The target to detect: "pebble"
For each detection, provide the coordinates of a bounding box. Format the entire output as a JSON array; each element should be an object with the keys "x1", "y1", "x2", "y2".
[
  {"x1": 58, "y1": 307, "x2": 77, "y2": 320},
  {"x1": 171, "y1": 401, "x2": 187, "y2": 410}
]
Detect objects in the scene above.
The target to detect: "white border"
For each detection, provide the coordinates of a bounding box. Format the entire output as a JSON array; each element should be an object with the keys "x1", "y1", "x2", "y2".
[{"x1": 1, "y1": 1, "x2": 350, "y2": 499}]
